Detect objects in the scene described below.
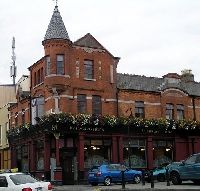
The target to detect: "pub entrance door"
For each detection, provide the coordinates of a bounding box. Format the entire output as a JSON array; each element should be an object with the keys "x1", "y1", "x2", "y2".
[{"x1": 61, "y1": 148, "x2": 76, "y2": 185}]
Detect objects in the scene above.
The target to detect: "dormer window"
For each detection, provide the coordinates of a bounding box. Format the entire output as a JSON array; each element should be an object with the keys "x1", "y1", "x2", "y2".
[
  {"x1": 84, "y1": 60, "x2": 93, "y2": 79},
  {"x1": 56, "y1": 55, "x2": 64, "y2": 75},
  {"x1": 163, "y1": 73, "x2": 180, "y2": 84}
]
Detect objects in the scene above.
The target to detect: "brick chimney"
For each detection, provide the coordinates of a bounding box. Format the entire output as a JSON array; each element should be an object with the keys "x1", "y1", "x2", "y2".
[{"x1": 181, "y1": 69, "x2": 194, "y2": 82}]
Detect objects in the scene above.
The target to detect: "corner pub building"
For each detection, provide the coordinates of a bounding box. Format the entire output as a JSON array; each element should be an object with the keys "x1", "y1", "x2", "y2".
[{"x1": 7, "y1": 5, "x2": 200, "y2": 185}]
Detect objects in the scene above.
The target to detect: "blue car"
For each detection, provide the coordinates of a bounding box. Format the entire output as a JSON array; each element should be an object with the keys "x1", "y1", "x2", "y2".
[{"x1": 88, "y1": 164, "x2": 142, "y2": 186}]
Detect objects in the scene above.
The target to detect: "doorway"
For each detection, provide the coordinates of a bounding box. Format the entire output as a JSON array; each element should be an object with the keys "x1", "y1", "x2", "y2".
[{"x1": 61, "y1": 148, "x2": 76, "y2": 185}]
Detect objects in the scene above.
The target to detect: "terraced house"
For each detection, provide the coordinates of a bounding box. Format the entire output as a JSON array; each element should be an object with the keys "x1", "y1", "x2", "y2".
[{"x1": 7, "y1": 5, "x2": 200, "y2": 185}]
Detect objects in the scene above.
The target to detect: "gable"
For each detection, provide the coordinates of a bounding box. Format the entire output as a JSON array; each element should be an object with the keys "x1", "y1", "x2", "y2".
[{"x1": 74, "y1": 33, "x2": 105, "y2": 49}]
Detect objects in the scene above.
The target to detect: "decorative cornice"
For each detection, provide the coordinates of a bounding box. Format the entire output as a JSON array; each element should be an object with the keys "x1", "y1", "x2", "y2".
[{"x1": 74, "y1": 45, "x2": 106, "y2": 53}]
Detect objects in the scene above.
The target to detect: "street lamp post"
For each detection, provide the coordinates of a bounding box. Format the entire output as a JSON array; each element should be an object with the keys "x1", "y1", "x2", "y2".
[
  {"x1": 128, "y1": 108, "x2": 133, "y2": 169},
  {"x1": 128, "y1": 124, "x2": 131, "y2": 168}
]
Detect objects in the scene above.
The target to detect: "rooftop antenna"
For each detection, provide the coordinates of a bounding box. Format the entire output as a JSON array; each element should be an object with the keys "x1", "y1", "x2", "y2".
[{"x1": 10, "y1": 37, "x2": 17, "y2": 85}]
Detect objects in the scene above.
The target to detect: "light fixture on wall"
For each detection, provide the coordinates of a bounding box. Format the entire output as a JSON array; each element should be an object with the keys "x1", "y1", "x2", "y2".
[
  {"x1": 166, "y1": 148, "x2": 171, "y2": 152},
  {"x1": 91, "y1": 145, "x2": 100, "y2": 150}
]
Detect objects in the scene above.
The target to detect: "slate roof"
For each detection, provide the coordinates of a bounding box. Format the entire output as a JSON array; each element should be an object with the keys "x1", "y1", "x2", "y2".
[
  {"x1": 44, "y1": 6, "x2": 69, "y2": 40},
  {"x1": 74, "y1": 33, "x2": 105, "y2": 49},
  {"x1": 117, "y1": 73, "x2": 200, "y2": 96}
]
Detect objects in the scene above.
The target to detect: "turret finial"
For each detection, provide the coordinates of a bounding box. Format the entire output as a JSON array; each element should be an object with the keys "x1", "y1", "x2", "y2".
[{"x1": 53, "y1": 0, "x2": 58, "y2": 7}]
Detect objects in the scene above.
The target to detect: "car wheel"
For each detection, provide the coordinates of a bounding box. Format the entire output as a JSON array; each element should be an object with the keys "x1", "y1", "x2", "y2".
[
  {"x1": 133, "y1": 175, "x2": 141, "y2": 184},
  {"x1": 104, "y1": 177, "x2": 111, "y2": 186},
  {"x1": 91, "y1": 182, "x2": 98, "y2": 186},
  {"x1": 157, "y1": 174, "x2": 165, "y2": 182},
  {"x1": 171, "y1": 172, "x2": 182, "y2": 185}
]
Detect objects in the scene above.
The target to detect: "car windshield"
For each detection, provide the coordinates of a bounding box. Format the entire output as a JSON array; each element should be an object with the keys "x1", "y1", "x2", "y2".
[
  {"x1": 90, "y1": 166, "x2": 100, "y2": 172},
  {"x1": 10, "y1": 174, "x2": 38, "y2": 185},
  {"x1": 184, "y1": 155, "x2": 197, "y2": 165},
  {"x1": 107, "y1": 164, "x2": 127, "y2": 171}
]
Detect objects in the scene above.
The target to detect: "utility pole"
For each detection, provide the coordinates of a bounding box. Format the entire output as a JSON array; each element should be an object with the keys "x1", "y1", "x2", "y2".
[{"x1": 10, "y1": 37, "x2": 17, "y2": 85}]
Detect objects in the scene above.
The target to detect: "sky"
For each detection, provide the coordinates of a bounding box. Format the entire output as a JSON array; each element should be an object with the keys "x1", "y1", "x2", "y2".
[{"x1": 1, "y1": 0, "x2": 200, "y2": 84}]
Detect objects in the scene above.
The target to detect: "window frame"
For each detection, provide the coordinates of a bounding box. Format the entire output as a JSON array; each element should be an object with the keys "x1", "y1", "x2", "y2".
[
  {"x1": 177, "y1": 104, "x2": 184, "y2": 120},
  {"x1": 41, "y1": 67, "x2": 44, "y2": 82},
  {"x1": 15, "y1": 112, "x2": 18, "y2": 127},
  {"x1": 166, "y1": 103, "x2": 174, "y2": 120},
  {"x1": 84, "y1": 60, "x2": 94, "y2": 79},
  {"x1": 34, "y1": 72, "x2": 37, "y2": 86},
  {"x1": 37, "y1": 69, "x2": 41, "y2": 84},
  {"x1": 77, "y1": 94, "x2": 87, "y2": 113},
  {"x1": 56, "y1": 55, "x2": 65, "y2": 75},
  {"x1": 31, "y1": 97, "x2": 45, "y2": 125},
  {"x1": 46, "y1": 56, "x2": 51, "y2": 76},
  {"x1": 135, "y1": 101, "x2": 145, "y2": 118},
  {"x1": 92, "y1": 95, "x2": 102, "y2": 115},
  {"x1": 21, "y1": 109, "x2": 25, "y2": 126}
]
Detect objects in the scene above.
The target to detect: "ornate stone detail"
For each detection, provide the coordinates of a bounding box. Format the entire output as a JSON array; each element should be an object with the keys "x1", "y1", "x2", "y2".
[
  {"x1": 83, "y1": 47, "x2": 94, "y2": 53},
  {"x1": 76, "y1": 67, "x2": 80, "y2": 78},
  {"x1": 74, "y1": 46, "x2": 105, "y2": 53},
  {"x1": 76, "y1": 60, "x2": 79, "y2": 66}
]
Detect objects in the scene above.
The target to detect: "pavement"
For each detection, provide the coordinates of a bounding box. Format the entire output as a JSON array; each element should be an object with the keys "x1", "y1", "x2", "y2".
[{"x1": 53, "y1": 181, "x2": 200, "y2": 191}]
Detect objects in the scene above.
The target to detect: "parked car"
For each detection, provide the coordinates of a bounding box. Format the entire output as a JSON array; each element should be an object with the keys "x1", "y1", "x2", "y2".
[
  {"x1": 88, "y1": 164, "x2": 142, "y2": 186},
  {"x1": 167, "y1": 153, "x2": 200, "y2": 185},
  {"x1": 0, "y1": 172, "x2": 53, "y2": 191},
  {"x1": 146, "y1": 163, "x2": 169, "y2": 182}
]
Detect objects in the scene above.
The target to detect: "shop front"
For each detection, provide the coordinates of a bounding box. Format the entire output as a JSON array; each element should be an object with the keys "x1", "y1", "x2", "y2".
[
  {"x1": 84, "y1": 138, "x2": 111, "y2": 169},
  {"x1": 123, "y1": 138, "x2": 147, "y2": 169},
  {"x1": 153, "y1": 139, "x2": 174, "y2": 167},
  {"x1": 9, "y1": 133, "x2": 200, "y2": 185}
]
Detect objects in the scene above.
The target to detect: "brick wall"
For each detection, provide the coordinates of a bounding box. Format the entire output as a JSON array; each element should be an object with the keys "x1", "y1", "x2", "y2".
[
  {"x1": 118, "y1": 88, "x2": 200, "y2": 120},
  {"x1": 30, "y1": 39, "x2": 118, "y2": 116}
]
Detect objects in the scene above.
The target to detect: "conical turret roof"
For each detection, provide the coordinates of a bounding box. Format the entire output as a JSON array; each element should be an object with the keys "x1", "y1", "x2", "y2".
[{"x1": 44, "y1": 6, "x2": 70, "y2": 40}]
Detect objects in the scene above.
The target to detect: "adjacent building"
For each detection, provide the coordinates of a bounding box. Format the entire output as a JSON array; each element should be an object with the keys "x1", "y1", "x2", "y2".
[{"x1": 0, "y1": 84, "x2": 16, "y2": 170}]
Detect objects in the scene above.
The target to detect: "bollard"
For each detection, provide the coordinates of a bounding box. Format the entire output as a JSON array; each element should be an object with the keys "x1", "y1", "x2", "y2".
[
  {"x1": 150, "y1": 171, "x2": 154, "y2": 188},
  {"x1": 142, "y1": 170, "x2": 145, "y2": 185},
  {"x1": 121, "y1": 170, "x2": 125, "y2": 189},
  {"x1": 166, "y1": 168, "x2": 170, "y2": 186}
]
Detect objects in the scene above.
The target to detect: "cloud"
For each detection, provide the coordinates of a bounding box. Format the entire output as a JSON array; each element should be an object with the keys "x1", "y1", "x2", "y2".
[{"x1": 0, "y1": 0, "x2": 200, "y2": 84}]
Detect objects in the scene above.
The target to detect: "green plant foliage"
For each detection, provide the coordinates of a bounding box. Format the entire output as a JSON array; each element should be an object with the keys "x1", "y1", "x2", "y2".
[{"x1": 7, "y1": 113, "x2": 200, "y2": 141}]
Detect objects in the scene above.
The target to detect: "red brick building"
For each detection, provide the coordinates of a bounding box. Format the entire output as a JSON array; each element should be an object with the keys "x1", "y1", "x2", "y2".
[{"x1": 8, "y1": 5, "x2": 200, "y2": 185}]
